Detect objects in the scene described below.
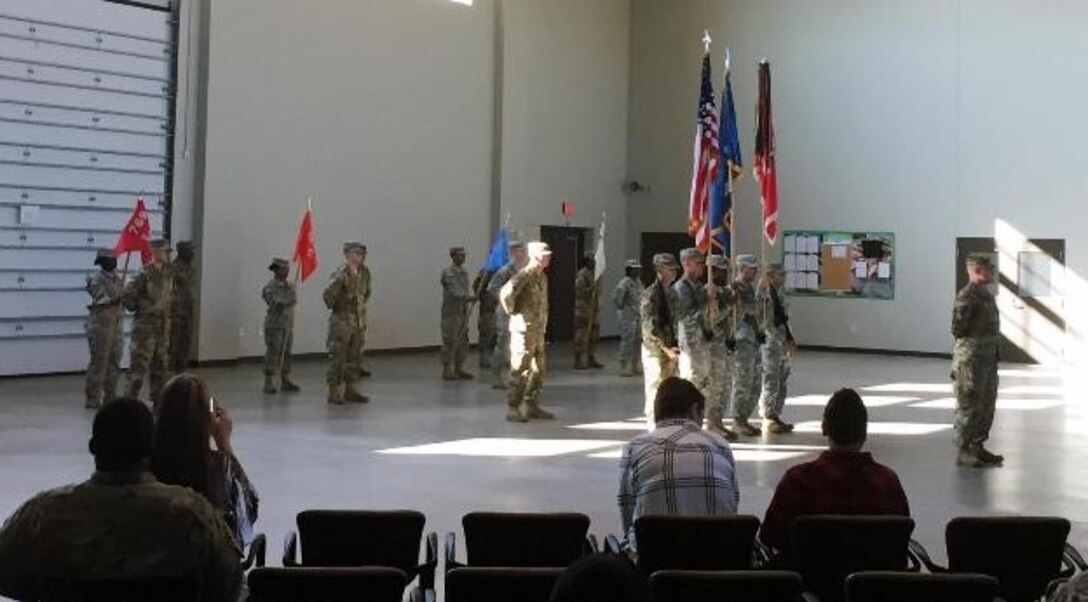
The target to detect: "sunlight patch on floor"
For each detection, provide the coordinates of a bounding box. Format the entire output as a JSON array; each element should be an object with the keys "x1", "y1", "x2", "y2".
[{"x1": 377, "y1": 438, "x2": 622, "y2": 458}]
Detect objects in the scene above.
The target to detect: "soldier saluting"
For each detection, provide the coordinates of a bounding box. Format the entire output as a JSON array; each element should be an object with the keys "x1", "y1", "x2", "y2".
[{"x1": 952, "y1": 255, "x2": 1003, "y2": 467}]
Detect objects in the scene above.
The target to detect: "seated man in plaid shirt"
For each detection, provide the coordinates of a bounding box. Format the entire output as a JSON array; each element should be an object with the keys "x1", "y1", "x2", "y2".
[
  {"x1": 618, "y1": 377, "x2": 739, "y2": 549},
  {"x1": 759, "y1": 388, "x2": 910, "y2": 557}
]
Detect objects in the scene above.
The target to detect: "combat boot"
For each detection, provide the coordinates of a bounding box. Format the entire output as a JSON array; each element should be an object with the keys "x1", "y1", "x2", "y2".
[
  {"x1": 84, "y1": 397, "x2": 100, "y2": 410},
  {"x1": 733, "y1": 418, "x2": 762, "y2": 437},
  {"x1": 764, "y1": 415, "x2": 795, "y2": 434},
  {"x1": 443, "y1": 364, "x2": 458, "y2": 381},
  {"x1": 619, "y1": 362, "x2": 635, "y2": 377},
  {"x1": 263, "y1": 375, "x2": 278, "y2": 394},
  {"x1": 327, "y1": 386, "x2": 346, "y2": 405},
  {"x1": 491, "y1": 381, "x2": 508, "y2": 390},
  {"x1": 956, "y1": 446, "x2": 985, "y2": 467},
  {"x1": 280, "y1": 376, "x2": 300, "y2": 392},
  {"x1": 705, "y1": 420, "x2": 739, "y2": 442},
  {"x1": 456, "y1": 366, "x2": 475, "y2": 380},
  {"x1": 506, "y1": 405, "x2": 528, "y2": 422},
  {"x1": 525, "y1": 403, "x2": 555, "y2": 420},
  {"x1": 360, "y1": 367, "x2": 372, "y2": 378},
  {"x1": 587, "y1": 356, "x2": 604, "y2": 369},
  {"x1": 574, "y1": 354, "x2": 587, "y2": 370},
  {"x1": 977, "y1": 446, "x2": 1004, "y2": 465},
  {"x1": 344, "y1": 386, "x2": 369, "y2": 403}
]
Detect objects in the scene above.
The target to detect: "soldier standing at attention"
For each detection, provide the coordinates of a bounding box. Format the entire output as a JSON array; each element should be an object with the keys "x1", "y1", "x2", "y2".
[
  {"x1": 123, "y1": 239, "x2": 172, "y2": 405},
  {"x1": 729, "y1": 255, "x2": 768, "y2": 436},
  {"x1": 168, "y1": 241, "x2": 196, "y2": 374},
  {"x1": 500, "y1": 241, "x2": 556, "y2": 422},
  {"x1": 674, "y1": 247, "x2": 714, "y2": 408},
  {"x1": 573, "y1": 256, "x2": 603, "y2": 370},
  {"x1": 441, "y1": 246, "x2": 476, "y2": 381},
  {"x1": 612, "y1": 259, "x2": 643, "y2": 377},
  {"x1": 952, "y1": 255, "x2": 1003, "y2": 467},
  {"x1": 706, "y1": 255, "x2": 738, "y2": 440},
  {"x1": 640, "y1": 253, "x2": 680, "y2": 425},
  {"x1": 758, "y1": 263, "x2": 796, "y2": 433},
  {"x1": 84, "y1": 249, "x2": 123, "y2": 409},
  {"x1": 323, "y1": 242, "x2": 371, "y2": 405},
  {"x1": 262, "y1": 257, "x2": 299, "y2": 394},
  {"x1": 487, "y1": 240, "x2": 528, "y2": 389},
  {"x1": 474, "y1": 267, "x2": 497, "y2": 370}
]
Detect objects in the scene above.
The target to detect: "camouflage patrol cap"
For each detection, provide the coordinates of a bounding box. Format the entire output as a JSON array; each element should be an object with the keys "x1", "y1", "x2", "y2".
[
  {"x1": 679, "y1": 247, "x2": 704, "y2": 262},
  {"x1": 966, "y1": 254, "x2": 993, "y2": 269},
  {"x1": 509, "y1": 240, "x2": 526, "y2": 251},
  {"x1": 707, "y1": 255, "x2": 729, "y2": 270},
  {"x1": 94, "y1": 248, "x2": 115, "y2": 266},
  {"x1": 343, "y1": 241, "x2": 366, "y2": 253},
  {"x1": 527, "y1": 241, "x2": 552, "y2": 258},
  {"x1": 149, "y1": 238, "x2": 170, "y2": 251},
  {"x1": 269, "y1": 256, "x2": 289, "y2": 271},
  {"x1": 652, "y1": 253, "x2": 678, "y2": 269},
  {"x1": 765, "y1": 262, "x2": 786, "y2": 274},
  {"x1": 175, "y1": 241, "x2": 194, "y2": 252},
  {"x1": 624, "y1": 259, "x2": 642, "y2": 269},
  {"x1": 449, "y1": 246, "x2": 465, "y2": 256},
  {"x1": 736, "y1": 254, "x2": 758, "y2": 268}
]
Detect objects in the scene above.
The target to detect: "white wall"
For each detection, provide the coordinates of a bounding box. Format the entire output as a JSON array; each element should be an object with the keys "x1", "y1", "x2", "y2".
[
  {"x1": 200, "y1": 0, "x2": 495, "y2": 360},
  {"x1": 628, "y1": 0, "x2": 1088, "y2": 362},
  {"x1": 499, "y1": 0, "x2": 631, "y2": 335}
]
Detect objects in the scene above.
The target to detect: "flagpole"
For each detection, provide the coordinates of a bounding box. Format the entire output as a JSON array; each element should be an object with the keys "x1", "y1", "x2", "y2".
[
  {"x1": 276, "y1": 198, "x2": 310, "y2": 383},
  {"x1": 97, "y1": 250, "x2": 132, "y2": 401}
]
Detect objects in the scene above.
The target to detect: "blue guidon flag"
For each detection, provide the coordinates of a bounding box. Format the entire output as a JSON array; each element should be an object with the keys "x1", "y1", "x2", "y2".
[{"x1": 710, "y1": 61, "x2": 742, "y2": 257}]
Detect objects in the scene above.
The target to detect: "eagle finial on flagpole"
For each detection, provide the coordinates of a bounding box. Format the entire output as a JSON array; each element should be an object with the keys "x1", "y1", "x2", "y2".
[
  {"x1": 725, "y1": 47, "x2": 731, "y2": 73},
  {"x1": 702, "y1": 30, "x2": 712, "y2": 54}
]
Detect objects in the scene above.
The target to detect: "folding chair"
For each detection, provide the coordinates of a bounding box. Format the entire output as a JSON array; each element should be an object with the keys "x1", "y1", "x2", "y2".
[
  {"x1": 634, "y1": 515, "x2": 761, "y2": 576},
  {"x1": 845, "y1": 570, "x2": 998, "y2": 602},
  {"x1": 445, "y1": 567, "x2": 566, "y2": 602},
  {"x1": 446, "y1": 512, "x2": 592, "y2": 570},
  {"x1": 247, "y1": 567, "x2": 406, "y2": 602},
  {"x1": 649, "y1": 569, "x2": 803, "y2": 602}
]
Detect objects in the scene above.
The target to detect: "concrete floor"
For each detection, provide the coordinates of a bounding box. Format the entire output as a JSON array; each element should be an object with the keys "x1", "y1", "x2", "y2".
[{"x1": 1, "y1": 343, "x2": 1086, "y2": 568}]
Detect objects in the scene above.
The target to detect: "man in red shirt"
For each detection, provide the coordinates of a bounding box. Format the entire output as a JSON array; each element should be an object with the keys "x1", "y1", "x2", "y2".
[{"x1": 759, "y1": 388, "x2": 910, "y2": 555}]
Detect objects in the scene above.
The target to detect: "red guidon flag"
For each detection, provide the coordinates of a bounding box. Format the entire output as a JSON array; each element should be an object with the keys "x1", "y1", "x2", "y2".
[
  {"x1": 292, "y1": 199, "x2": 319, "y2": 282},
  {"x1": 754, "y1": 60, "x2": 779, "y2": 245},
  {"x1": 112, "y1": 198, "x2": 152, "y2": 265}
]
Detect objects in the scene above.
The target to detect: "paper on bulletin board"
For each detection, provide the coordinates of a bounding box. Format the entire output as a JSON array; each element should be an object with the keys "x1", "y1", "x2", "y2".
[
  {"x1": 806, "y1": 236, "x2": 820, "y2": 254},
  {"x1": 785, "y1": 254, "x2": 797, "y2": 271},
  {"x1": 831, "y1": 244, "x2": 847, "y2": 259},
  {"x1": 806, "y1": 273, "x2": 820, "y2": 290},
  {"x1": 877, "y1": 261, "x2": 891, "y2": 279},
  {"x1": 784, "y1": 235, "x2": 797, "y2": 254},
  {"x1": 854, "y1": 261, "x2": 867, "y2": 278}
]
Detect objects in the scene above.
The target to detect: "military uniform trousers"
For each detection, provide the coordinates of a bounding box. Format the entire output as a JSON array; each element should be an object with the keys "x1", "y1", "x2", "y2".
[
  {"x1": 573, "y1": 313, "x2": 600, "y2": 359},
  {"x1": 125, "y1": 314, "x2": 170, "y2": 404},
  {"x1": 707, "y1": 341, "x2": 734, "y2": 425},
  {"x1": 641, "y1": 347, "x2": 678, "y2": 426},
  {"x1": 264, "y1": 328, "x2": 293, "y2": 377},
  {"x1": 441, "y1": 311, "x2": 470, "y2": 367},
  {"x1": 84, "y1": 307, "x2": 122, "y2": 405},
  {"x1": 492, "y1": 310, "x2": 512, "y2": 383},
  {"x1": 169, "y1": 311, "x2": 193, "y2": 374},
  {"x1": 616, "y1": 314, "x2": 642, "y2": 367},
  {"x1": 759, "y1": 337, "x2": 791, "y2": 419},
  {"x1": 478, "y1": 305, "x2": 497, "y2": 366},
  {"x1": 509, "y1": 329, "x2": 546, "y2": 409},
  {"x1": 326, "y1": 318, "x2": 365, "y2": 387},
  {"x1": 729, "y1": 340, "x2": 763, "y2": 420},
  {"x1": 952, "y1": 337, "x2": 999, "y2": 448}
]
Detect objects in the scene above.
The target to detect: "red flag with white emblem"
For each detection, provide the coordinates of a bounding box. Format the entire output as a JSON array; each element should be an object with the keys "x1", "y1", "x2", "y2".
[
  {"x1": 754, "y1": 61, "x2": 779, "y2": 245},
  {"x1": 112, "y1": 198, "x2": 152, "y2": 265},
  {"x1": 292, "y1": 199, "x2": 319, "y2": 282}
]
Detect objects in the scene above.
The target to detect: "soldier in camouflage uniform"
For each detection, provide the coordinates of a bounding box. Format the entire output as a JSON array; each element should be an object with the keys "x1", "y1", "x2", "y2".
[
  {"x1": 612, "y1": 259, "x2": 643, "y2": 377},
  {"x1": 441, "y1": 246, "x2": 476, "y2": 381},
  {"x1": 674, "y1": 247, "x2": 714, "y2": 407},
  {"x1": 952, "y1": 255, "x2": 1003, "y2": 467},
  {"x1": 123, "y1": 239, "x2": 173, "y2": 405},
  {"x1": 262, "y1": 257, "x2": 300, "y2": 394},
  {"x1": 474, "y1": 267, "x2": 497, "y2": 369},
  {"x1": 729, "y1": 254, "x2": 768, "y2": 436},
  {"x1": 706, "y1": 255, "x2": 738, "y2": 440},
  {"x1": 573, "y1": 256, "x2": 603, "y2": 369},
  {"x1": 500, "y1": 241, "x2": 556, "y2": 422},
  {"x1": 758, "y1": 263, "x2": 796, "y2": 433},
  {"x1": 84, "y1": 249, "x2": 123, "y2": 409},
  {"x1": 488, "y1": 241, "x2": 528, "y2": 389},
  {"x1": 0, "y1": 398, "x2": 242, "y2": 602},
  {"x1": 323, "y1": 242, "x2": 371, "y2": 405},
  {"x1": 640, "y1": 253, "x2": 679, "y2": 426},
  {"x1": 168, "y1": 241, "x2": 196, "y2": 374}
]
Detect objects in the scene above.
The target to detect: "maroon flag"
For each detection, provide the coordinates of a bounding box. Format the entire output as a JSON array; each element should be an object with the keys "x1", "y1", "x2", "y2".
[
  {"x1": 754, "y1": 61, "x2": 779, "y2": 245},
  {"x1": 112, "y1": 198, "x2": 152, "y2": 265}
]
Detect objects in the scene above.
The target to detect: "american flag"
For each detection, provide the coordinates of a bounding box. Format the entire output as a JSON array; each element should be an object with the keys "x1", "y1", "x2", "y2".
[
  {"x1": 755, "y1": 60, "x2": 779, "y2": 245},
  {"x1": 688, "y1": 53, "x2": 720, "y2": 253}
]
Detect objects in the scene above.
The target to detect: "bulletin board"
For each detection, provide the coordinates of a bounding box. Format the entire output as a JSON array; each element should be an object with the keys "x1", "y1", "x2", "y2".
[{"x1": 782, "y1": 231, "x2": 895, "y2": 300}]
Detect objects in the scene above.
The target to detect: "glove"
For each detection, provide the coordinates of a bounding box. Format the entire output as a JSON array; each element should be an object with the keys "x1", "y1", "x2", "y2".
[
  {"x1": 756, "y1": 333, "x2": 768, "y2": 345},
  {"x1": 726, "y1": 337, "x2": 737, "y2": 352}
]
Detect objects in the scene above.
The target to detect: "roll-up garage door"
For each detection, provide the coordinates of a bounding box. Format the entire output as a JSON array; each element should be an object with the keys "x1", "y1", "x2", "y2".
[{"x1": 0, "y1": 1, "x2": 174, "y2": 375}]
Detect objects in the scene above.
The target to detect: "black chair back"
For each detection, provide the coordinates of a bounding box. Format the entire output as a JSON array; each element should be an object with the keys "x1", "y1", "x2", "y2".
[
  {"x1": 43, "y1": 575, "x2": 201, "y2": 602},
  {"x1": 247, "y1": 567, "x2": 406, "y2": 602},
  {"x1": 793, "y1": 515, "x2": 915, "y2": 602},
  {"x1": 845, "y1": 571, "x2": 999, "y2": 602},
  {"x1": 946, "y1": 516, "x2": 1071, "y2": 602},
  {"x1": 649, "y1": 569, "x2": 803, "y2": 602},
  {"x1": 462, "y1": 512, "x2": 590, "y2": 567},
  {"x1": 297, "y1": 509, "x2": 424, "y2": 571},
  {"x1": 634, "y1": 515, "x2": 760, "y2": 575},
  {"x1": 446, "y1": 567, "x2": 565, "y2": 602}
]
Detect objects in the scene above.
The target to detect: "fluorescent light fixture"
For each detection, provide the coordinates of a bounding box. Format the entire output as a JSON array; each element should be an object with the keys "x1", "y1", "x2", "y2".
[
  {"x1": 377, "y1": 438, "x2": 621, "y2": 458},
  {"x1": 862, "y1": 383, "x2": 953, "y2": 394},
  {"x1": 793, "y1": 421, "x2": 952, "y2": 436},
  {"x1": 786, "y1": 394, "x2": 919, "y2": 408}
]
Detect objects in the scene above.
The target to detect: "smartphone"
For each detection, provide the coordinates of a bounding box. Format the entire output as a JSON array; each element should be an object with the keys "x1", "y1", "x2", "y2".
[{"x1": 209, "y1": 396, "x2": 216, "y2": 414}]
